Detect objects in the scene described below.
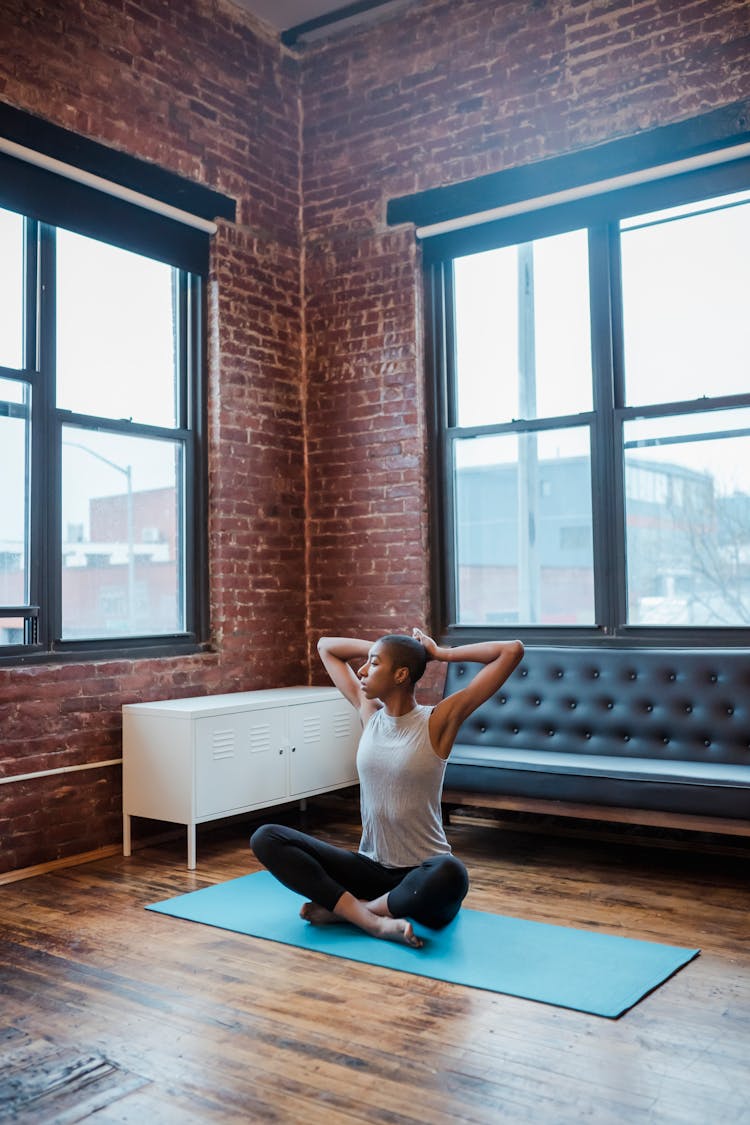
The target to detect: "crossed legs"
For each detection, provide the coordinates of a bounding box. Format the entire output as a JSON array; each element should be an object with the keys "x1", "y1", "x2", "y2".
[{"x1": 250, "y1": 823, "x2": 469, "y2": 948}]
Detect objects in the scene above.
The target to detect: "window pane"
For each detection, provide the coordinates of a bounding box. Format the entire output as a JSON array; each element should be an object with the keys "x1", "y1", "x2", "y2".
[
  {"x1": 61, "y1": 428, "x2": 184, "y2": 639},
  {"x1": 56, "y1": 230, "x2": 179, "y2": 427},
  {"x1": 0, "y1": 208, "x2": 25, "y2": 370},
  {"x1": 0, "y1": 378, "x2": 30, "y2": 639},
  {"x1": 454, "y1": 427, "x2": 594, "y2": 625},
  {"x1": 453, "y1": 230, "x2": 592, "y2": 427},
  {"x1": 624, "y1": 409, "x2": 750, "y2": 626},
  {"x1": 621, "y1": 190, "x2": 750, "y2": 406},
  {"x1": 0, "y1": 620, "x2": 27, "y2": 646}
]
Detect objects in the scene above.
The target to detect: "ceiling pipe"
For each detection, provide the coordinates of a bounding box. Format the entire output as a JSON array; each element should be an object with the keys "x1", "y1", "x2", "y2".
[{"x1": 281, "y1": 0, "x2": 400, "y2": 46}]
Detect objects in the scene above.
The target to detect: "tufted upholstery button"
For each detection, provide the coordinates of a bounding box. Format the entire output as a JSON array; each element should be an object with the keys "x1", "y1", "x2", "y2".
[
  {"x1": 585, "y1": 731, "x2": 592, "y2": 739},
  {"x1": 555, "y1": 670, "x2": 564, "y2": 678},
  {"x1": 623, "y1": 734, "x2": 630, "y2": 742},
  {"x1": 592, "y1": 670, "x2": 600, "y2": 678},
  {"x1": 704, "y1": 739, "x2": 711, "y2": 747},
  {"x1": 548, "y1": 728, "x2": 555, "y2": 737},
  {"x1": 606, "y1": 701, "x2": 614, "y2": 710},
  {"x1": 663, "y1": 737, "x2": 670, "y2": 745},
  {"x1": 727, "y1": 707, "x2": 734, "y2": 716},
  {"x1": 645, "y1": 704, "x2": 653, "y2": 712},
  {"x1": 668, "y1": 672, "x2": 676, "y2": 681},
  {"x1": 457, "y1": 667, "x2": 465, "y2": 676},
  {"x1": 685, "y1": 705, "x2": 692, "y2": 713},
  {"x1": 479, "y1": 724, "x2": 486, "y2": 733},
  {"x1": 710, "y1": 674, "x2": 718, "y2": 683},
  {"x1": 628, "y1": 671, "x2": 637, "y2": 680},
  {"x1": 534, "y1": 698, "x2": 541, "y2": 706},
  {"x1": 512, "y1": 726, "x2": 519, "y2": 734},
  {"x1": 521, "y1": 669, "x2": 528, "y2": 676},
  {"x1": 569, "y1": 700, "x2": 577, "y2": 709}
]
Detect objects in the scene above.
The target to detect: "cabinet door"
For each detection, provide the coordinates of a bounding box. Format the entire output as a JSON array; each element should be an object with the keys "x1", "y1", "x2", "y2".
[
  {"x1": 195, "y1": 707, "x2": 288, "y2": 817},
  {"x1": 287, "y1": 699, "x2": 360, "y2": 796}
]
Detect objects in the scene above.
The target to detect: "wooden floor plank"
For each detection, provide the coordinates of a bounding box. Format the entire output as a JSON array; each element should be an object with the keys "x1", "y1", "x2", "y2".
[
  {"x1": 0, "y1": 1033, "x2": 149, "y2": 1125},
  {"x1": 1, "y1": 804, "x2": 749, "y2": 1123}
]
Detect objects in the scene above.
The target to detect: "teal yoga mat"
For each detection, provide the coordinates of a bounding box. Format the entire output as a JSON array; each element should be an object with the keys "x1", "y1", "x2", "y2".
[{"x1": 146, "y1": 871, "x2": 698, "y2": 1018}]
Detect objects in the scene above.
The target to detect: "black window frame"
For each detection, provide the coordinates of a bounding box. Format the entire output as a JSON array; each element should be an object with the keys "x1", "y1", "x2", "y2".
[
  {"x1": 415, "y1": 120, "x2": 750, "y2": 647},
  {"x1": 0, "y1": 213, "x2": 209, "y2": 665},
  {"x1": 0, "y1": 104, "x2": 233, "y2": 665}
]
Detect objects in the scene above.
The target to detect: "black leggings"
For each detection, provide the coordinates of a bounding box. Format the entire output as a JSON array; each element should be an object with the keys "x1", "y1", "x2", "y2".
[{"x1": 250, "y1": 823, "x2": 469, "y2": 930}]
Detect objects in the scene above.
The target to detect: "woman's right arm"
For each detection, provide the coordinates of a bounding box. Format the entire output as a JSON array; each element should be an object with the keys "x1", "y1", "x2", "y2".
[{"x1": 317, "y1": 636, "x2": 372, "y2": 713}]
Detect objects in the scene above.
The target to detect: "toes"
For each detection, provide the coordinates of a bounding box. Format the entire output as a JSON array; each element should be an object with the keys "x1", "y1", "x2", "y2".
[{"x1": 402, "y1": 923, "x2": 422, "y2": 948}]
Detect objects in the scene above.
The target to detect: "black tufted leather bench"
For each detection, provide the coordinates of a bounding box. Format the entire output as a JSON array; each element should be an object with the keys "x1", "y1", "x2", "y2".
[{"x1": 443, "y1": 648, "x2": 750, "y2": 834}]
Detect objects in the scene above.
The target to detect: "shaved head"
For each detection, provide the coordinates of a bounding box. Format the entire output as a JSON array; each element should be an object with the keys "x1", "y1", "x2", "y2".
[{"x1": 377, "y1": 634, "x2": 428, "y2": 686}]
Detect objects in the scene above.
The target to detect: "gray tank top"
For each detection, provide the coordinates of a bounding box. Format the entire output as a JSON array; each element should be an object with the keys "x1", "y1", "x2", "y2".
[{"x1": 357, "y1": 703, "x2": 450, "y2": 868}]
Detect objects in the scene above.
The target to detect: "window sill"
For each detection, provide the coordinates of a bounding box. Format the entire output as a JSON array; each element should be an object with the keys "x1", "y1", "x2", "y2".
[{"x1": 0, "y1": 637, "x2": 212, "y2": 668}]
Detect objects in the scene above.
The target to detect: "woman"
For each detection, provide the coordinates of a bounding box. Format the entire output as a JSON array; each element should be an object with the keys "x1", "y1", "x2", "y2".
[{"x1": 251, "y1": 628, "x2": 523, "y2": 947}]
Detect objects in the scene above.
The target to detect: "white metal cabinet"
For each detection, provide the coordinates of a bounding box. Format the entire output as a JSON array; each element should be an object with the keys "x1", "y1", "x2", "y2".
[
  {"x1": 288, "y1": 698, "x2": 362, "y2": 795},
  {"x1": 122, "y1": 686, "x2": 360, "y2": 868}
]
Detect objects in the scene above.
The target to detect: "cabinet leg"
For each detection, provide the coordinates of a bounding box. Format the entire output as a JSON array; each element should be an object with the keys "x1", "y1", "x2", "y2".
[
  {"x1": 123, "y1": 813, "x2": 132, "y2": 857},
  {"x1": 187, "y1": 824, "x2": 196, "y2": 870},
  {"x1": 298, "y1": 798, "x2": 309, "y2": 831}
]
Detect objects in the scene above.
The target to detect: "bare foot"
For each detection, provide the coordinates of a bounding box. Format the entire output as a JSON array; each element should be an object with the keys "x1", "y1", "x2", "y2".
[
  {"x1": 300, "y1": 901, "x2": 340, "y2": 925},
  {"x1": 326, "y1": 891, "x2": 423, "y2": 947},
  {"x1": 375, "y1": 916, "x2": 423, "y2": 948}
]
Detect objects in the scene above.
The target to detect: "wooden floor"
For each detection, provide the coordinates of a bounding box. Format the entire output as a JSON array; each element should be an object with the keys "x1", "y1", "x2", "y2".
[{"x1": 2, "y1": 800, "x2": 749, "y2": 1125}]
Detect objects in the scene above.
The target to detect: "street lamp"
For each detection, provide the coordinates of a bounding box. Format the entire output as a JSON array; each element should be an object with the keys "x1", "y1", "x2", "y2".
[{"x1": 61, "y1": 440, "x2": 135, "y2": 633}]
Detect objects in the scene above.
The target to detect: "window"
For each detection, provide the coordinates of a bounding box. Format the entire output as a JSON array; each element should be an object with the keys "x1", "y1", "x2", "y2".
[
  {"x1": 0, "y1": 103, "x2": 234, "y2": 660},
  {"x1": 0, "y1": 210, "x2": 205, "y2": 658},
  {"x1": 426, "y1": 165, "x2": 750, "y2": 640}
]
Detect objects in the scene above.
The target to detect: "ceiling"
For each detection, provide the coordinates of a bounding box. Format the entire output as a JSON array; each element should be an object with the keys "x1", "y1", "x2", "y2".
[{"x1": 231, "y1": 0, "x2": 407, "y2": 44}]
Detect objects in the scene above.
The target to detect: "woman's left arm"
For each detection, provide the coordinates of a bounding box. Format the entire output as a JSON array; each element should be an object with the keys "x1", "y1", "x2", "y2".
[{"x1": 414, "y1": 629, "x2": 524, "y2": 760}]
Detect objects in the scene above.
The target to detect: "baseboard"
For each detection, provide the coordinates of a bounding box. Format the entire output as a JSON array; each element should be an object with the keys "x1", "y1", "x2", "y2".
[
  {"x1": 0, "y1": 845, "x2": 123, "y2": 885},
  {"x1": 0, "y1": 796, "x2": 359, "y2": 885},
  {"x1": 0, "y1": 829, "x2": 183, "y2": 886}
]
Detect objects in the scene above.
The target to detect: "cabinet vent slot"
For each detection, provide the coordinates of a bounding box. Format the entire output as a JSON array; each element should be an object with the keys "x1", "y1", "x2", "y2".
[
  {"x1": 302, "y1": 715, "x2": 322, "y2": 743},
  {"x1": 333, "y1": 712, "x2": 352, "y2": 739},
  {"x1": 248, "y1": 723, "x2": 272, "y2": 753},
  {"x1": 212, "y1": 729, "x2": 235, "y2": 760}
]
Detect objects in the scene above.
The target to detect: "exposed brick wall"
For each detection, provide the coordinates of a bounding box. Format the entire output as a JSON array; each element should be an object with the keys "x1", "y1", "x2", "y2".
[
  {"x1": 0, "y1": 0, "x2": 305, "y2": 874},
  {"x1": 0, "y1": 0, "x2": 300, "y2": 236},
  {"x1": 304, "y1": 227, "x2": 430, "y2": 644},
  {"x1": 208, "y1": 221, "x2": 307, "y2": 669},
  {"x1": 302, "y1": 0, "x2": 750, "y2": 233},
  {"x1": 300, "y1": 0, "x2": 750, "y2": 679},
  {"x1": 1, "y1": 0, "x2": 749, "y2": 874}
]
